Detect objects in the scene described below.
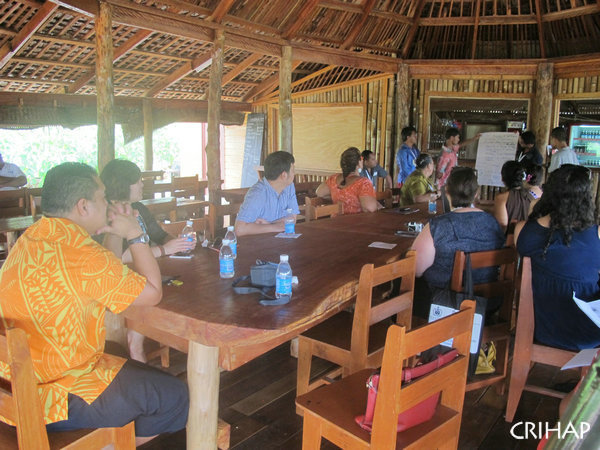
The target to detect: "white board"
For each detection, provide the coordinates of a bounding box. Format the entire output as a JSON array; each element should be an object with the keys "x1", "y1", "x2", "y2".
[{"x1": 474, "y1": 132, "x2": 519, "y2": 187}]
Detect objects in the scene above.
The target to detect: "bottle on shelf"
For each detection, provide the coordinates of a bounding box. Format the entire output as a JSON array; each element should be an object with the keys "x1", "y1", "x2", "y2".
[
  {"x1": 179, "y1": 220, "x2": 196, "y2": 255},
  {"x1": 224, "y1": 225, "x2": 237, "y2": 258},
  {"x1": 284, "y1": 208, "x2": 295, "y2": 234},
  {"x1": 219, "y1": 240, "x2": 235, "y2": 279},
  {"x1": 275, "y1": 254, "x2": 292, "y2": 299}
]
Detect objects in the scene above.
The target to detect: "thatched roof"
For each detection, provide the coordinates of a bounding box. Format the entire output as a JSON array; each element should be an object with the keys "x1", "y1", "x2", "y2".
[{"x1": 0, "y1": 0, "x2": 598, "y2": 105}]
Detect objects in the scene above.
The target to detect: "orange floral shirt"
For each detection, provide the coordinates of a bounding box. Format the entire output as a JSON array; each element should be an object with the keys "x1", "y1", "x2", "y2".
[
  {"x1": 0, "y1": 217, "x2": 146, "y2": 425},
  {"x1": 326, "y1": 174, "x2": 375, "y2": 214}
]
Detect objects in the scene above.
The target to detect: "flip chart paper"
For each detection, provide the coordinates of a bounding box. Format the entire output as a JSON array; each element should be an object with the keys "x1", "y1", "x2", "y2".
[{"x1": 475, "y1": 132, "x2": 519, "y2": 187}]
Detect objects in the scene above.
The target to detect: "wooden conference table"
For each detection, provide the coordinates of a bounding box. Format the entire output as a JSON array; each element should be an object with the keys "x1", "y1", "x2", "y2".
[{"x1": 123, "y1": 205, "x2": 433, "y2": 448}]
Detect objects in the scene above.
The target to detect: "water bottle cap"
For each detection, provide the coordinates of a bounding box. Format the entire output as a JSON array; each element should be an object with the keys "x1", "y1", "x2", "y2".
[
  {"x1": 280, "y1": 254, "x2": 289, "y2": 262},
  {"x1": 227, "y1": 225, "x2": 234, "y2": 231},
  {"x1": 186, "y1": 220, "x2": 193, "y2": 226}
]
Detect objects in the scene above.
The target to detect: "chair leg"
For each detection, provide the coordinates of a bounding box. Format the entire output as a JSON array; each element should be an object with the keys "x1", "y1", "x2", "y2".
[
  {"x1": 113, "y1": 422, "x2": 136, "y2": 449},
  {"x1": 505, "y1": 359, "x2": 531, "y2": 422},
  {"x1": 302, "y1": 413, "x2": 322, "y2": 450},
  {"x1": 296, "y1": 339, "x2": 312, "y2": 397}
]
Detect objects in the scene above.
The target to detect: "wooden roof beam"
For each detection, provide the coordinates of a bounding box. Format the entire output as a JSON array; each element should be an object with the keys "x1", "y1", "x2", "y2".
[
  {"x1": 68, "y1": 29, "x2": 153, "y2": 94},
  {"x1": 206, "y1": 0, "x2": 236, "y2": 23},
  {"x1": 145, "y1": 52, "x2": 213, "y2": 98},
  {"x1": 258, "y1": 64, "x2": 337, "y2": 102},
  {"x1": 221, "y1": 53, "x2": 262, "y2": 86},
  {"x1": 340, "y1": 0, "x2": 377, "y2": 50},
  {"x1": 243, "y1": 61, "x2": 302, "y2": 102},
  {"x1": 401, "y1": 0, "x2": 426, "y2": 59},
  {"x1": 281, "y1": 0, "x2": 321, "y2": 40},
  {"x1": 542, "y1": 4, "x2": 600, "y2": 22},
  {"x1": 534, "y1": 0, "x2": 546, "y2": 58},
  {"x1": 0, "y1": 1, "x2": 58, "y2": 69},
  {"x1": 471, "y1": 0, "x2": 481, "y2": 59},
  {"x1": 292, "y1": 44, "x2": 398, "y2": 72}
]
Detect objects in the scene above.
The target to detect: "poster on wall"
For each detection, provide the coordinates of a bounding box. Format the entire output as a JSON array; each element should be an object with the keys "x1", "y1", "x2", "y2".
[
  {"x1": 241, "y1": 113, "x2": 266, "y2": 188},
  {"x1": 475, "y1": 132, "x2": 519, "y2": 187}
]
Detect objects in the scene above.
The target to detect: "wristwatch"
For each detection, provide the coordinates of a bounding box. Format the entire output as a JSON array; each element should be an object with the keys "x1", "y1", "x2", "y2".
[{"x1": 127, "y1": 233, "x2": 150, "y2": 246}]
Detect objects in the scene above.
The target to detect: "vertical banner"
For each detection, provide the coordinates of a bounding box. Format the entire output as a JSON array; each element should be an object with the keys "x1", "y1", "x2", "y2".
[{"x1": 241, "y1": 113, "x2": 266, "y2": 188}]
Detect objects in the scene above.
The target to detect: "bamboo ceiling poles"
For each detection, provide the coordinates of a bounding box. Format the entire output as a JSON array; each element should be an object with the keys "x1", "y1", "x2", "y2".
[
  {"x1": 531, "y1": 62, "x2": 554, "y2": 164},
  {"x1": 96, "y1": 1, "x2": 115, "y2": 171},
  {"x1": 278, "y1": 45, "x2": 293, "y2": 153},
  {"x1": 206, "y1": 30, "x2": 225, "y2": 205}
]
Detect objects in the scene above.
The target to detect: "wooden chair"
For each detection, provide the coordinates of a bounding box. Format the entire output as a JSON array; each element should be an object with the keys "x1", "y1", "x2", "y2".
[
  {"x1": 505, "y1": 257, "x2": 578, "y2": 422},
  {"x1": 0, "y1": 327, "x2": 135, "y2": 449},
  {"x1": 172, "y1": 175, "x2": 201, "y2": 199},
  {"x1": 450, "y1": 247, "x2": 518, "y2": 392},
  {"x1": 160, "y1": 217, "x2": 207, "y2": 239},
  {"x1": 207, "y1": 202, "x2": 241, "y2": 240},
  {"x1": 26, "y1": 187, "x2": 42, "y2": 216},
  {"x1": 304, "y1": 197, "x2": 343, "y2": 221},
  {"x1": 0, "y1": 189, "x2": 27, "y2": 218},
  {"x1": 142, "y1": 179, "x2": 172, "y2": 199},
  {"x1": 296, "y1": 300, "x2": 476, "y2": 449},
  {"x1": 296, "y1": 251, "x2": 416, "y2": 399},
  {"x1": 140, "y1": 170, "x2": 164, "y2": 182},
  {"x1": 140, "y1": 198, "x2": 177, "y2": 223},
  {"x1": 375, "y1": 189, "x2": 393, "y2": 209}
]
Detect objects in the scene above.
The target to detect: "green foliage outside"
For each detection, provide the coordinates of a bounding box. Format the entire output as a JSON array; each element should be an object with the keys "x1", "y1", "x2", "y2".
[{"x1": 0, "y1": 123, "x2": 200, "y2": 186}]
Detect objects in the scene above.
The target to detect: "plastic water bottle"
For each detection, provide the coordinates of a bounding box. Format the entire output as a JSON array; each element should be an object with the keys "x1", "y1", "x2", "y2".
[
  {"x1": 219, "y1": 239, "x2": 235, "y2": 279},
  {"x1": 179, "y1": 220, "x2": 196, "y2": 254},
  {"x1": 224, "y1": 225, "x2": 237, "y2": 258},
  {"x1": 284, "y1": 208, "x2": 295, "y2": 234},
  {"x1": 276, "y1": 254, "x2": 292, "y2": 299},
  {"x1": 428, "y1": 194, "x2": 437, "y2": 215}
]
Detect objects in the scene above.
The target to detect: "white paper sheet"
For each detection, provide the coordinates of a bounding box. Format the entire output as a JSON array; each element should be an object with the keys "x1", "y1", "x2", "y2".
[
  {"x1": 275, "y1": 233, "x2": 302, "y2": 239},
  {"x1": 475, "y1": 132, "x2": 519, "y2": 187},
  {"x1": 573, "y1": 294, "x2": 600, "y2": 329},
  {"x1": 561, "y1": 349, "x2": 600, "y2": 370},
  {"x1": 368, "y1": 242, "x2": 397, "y2": 249}
]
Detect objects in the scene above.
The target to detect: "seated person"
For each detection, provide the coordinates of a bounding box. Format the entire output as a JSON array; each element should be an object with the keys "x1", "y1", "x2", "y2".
[
  {"x1": 235, "y1": 151, "x2": 300, "y2": 236},
  {"x1": 0, "y1": 153, "x2": 27, "y2": 190},
  {"x1": 399, "y1": 153, "x2": 438, "y2": 206},
  {"x1": 360, "y1": 149, "x2": 393, "y2": 189},
  {"x1": 493, "y1": 161, "x2": 531, "y2": 231},
  {"x1": 411, "y1": 166, "x2": 505, "y2": 317},
  {"x1": 0, "y1": 163, "x2": 188, "y2": 445},
  {"x1": 515, "y1": 164, "x2": 600, "y2": 350},
  {"x1": 316, "y1": 147, "x2": 378, "y2": 214},
  {"x1": 524, "y1": 163, "x2": 543, "y2": 213},
  {"x1": 100, "y1": 159, "x2": 196, "y2": 362}
]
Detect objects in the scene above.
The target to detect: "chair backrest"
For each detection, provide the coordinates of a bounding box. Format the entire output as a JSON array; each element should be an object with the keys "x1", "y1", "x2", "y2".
[
  {"x1": 172, "y1": 176, "x2": 201, "y2": 199},
  {"x1": 207, "y1": 202, "x2": 242, "y2": 239},
  {"x1": 161, "y1": 218, "x2": 207, "y2": 238},
  {"x1": 0, "y1": 189, "x2": 27, "y2": 218},
  {"x1": 450, "y1": 247, "x2": 517, "y2": 321},
  {"x1": 140, "y1": 198, "x2": 177, "y2": 222},
  {"x1": 375, "y1": 189, "x2": 393, "y2": 209},
  {"x1": 28, "y1": 194, "x2": 41, "y2": 217},
  {"x1": 370, "y1": 301, "x2": 475, "y2": 448},
  {"x1": 140, "y1": 170, "x2": 164, "y2": 182},
  {"x1": 304, "y1": 197, "x2": 343, "y2": 221},
  {"x1": 0, "y1": 327, "x2": 51, "y2": 449},
  {"x1": 142, "y1": 179, "x2": 172, "y2": 199},
  {"x1": 349, "y1": 250, "x2": 417, "y2": 370}
]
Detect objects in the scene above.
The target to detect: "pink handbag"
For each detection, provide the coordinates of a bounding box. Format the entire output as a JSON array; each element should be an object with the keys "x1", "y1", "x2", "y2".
[{"x1": 355, "y1": 348, "x2": 459, "y2": 432}]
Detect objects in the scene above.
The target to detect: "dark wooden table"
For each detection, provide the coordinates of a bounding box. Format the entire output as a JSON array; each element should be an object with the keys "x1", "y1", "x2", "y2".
[{"x1": 122, "y1": 211, "x2": 425, "y2": 448}]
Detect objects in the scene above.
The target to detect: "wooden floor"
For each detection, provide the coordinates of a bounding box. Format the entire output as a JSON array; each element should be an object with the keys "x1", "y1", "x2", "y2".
[{"x1": 140, "y1": 342, "x2": 579, "y2": 450}]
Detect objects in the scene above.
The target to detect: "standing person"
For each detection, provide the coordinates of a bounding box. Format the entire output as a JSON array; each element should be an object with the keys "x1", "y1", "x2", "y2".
[
  {"x1": 436, "y1": 128, "x2": 481, "y2": 189},
  {"x1": 395, "y1": 126, "x2": 419, "y2": 187},
  {"x1": 360, "y1": 149, "x2": 393, "y2": 190},
  {"x1": 235, "y1": 151, "x2": 300, "y2": 236},
  {"x1": 0, "y1": 153, "x2": 27, "y2": 190},
  {"x1": 399, "y1": 154, "x2": 438, "y2": 206},
  {"x1": 515, "y1": 164, "x2": 600, "y2": 350},
  {"x1": 316, "y1": 147, "x2": 378, "y2": 214},
  {"x1": 548, "y1": 127, "x2": 578, "y2": 173},
  {"x1": 100, "y1": 159, "x2": 196, "y2": 363},
  {"x1": 0, "y1": 162, "x2": 188, "y2": 444},
  {"x1": 515, "y1": 130, "x2": 543, "y2": 166}
]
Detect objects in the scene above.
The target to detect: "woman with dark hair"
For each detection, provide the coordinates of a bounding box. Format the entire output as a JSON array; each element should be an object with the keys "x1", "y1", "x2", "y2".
[
  {"x1": 411, "y1": 166, "x2": 505, "y2": 316},
  {"x1": 100, "y1": 159, "x2": 195, "y2": 363},
  {"x1": 316, "y1": 147, "x2": 378, "y2": 214},
  {"x1": 100, "y1": 159, "x2": 194, "y2": 263},
  {"x1": 399, "y1": 153, "x2": 438, "y2": 206},
  {"x1": 515, "y1": 164, "x2": 600, "y2": 350},
  {"x1": 493, "y1": 160, "x2": 536, "y2": 231}
]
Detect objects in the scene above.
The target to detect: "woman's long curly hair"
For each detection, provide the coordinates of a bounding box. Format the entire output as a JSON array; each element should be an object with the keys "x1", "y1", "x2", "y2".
[
  {"x1": 529, "y1": 164, "x2": 596, "y2": 254},
  {"x1": 340, "y1": 147, "x2": 361, "y2": 186}
]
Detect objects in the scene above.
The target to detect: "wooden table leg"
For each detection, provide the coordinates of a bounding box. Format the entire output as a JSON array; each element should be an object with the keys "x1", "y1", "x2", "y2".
[{"x1": 187, "y1": 341, "x2": 220, "y2": 449}]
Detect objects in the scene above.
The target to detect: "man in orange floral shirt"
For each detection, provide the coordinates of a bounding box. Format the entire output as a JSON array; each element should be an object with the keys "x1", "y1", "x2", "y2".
[{"x1": 0, "y1": 162, "x2": 188, "y2": 445}]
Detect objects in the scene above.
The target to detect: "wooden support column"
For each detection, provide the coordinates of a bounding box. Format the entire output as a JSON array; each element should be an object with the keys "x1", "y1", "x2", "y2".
[
  {"x1": 207, "y1": 30, "x2": 225, "y2": 204},
  {"x1": 278, "y1": 45, "x2": 293, "y2": 153},
  {"x1": 143, "y1": 99, "x2": 153, "y2": 170},
  {"x1": 96, "y1": 1, "x2": 115, "y2": 171},
  {"x1": 394, "y1": 63, "x2": 410, "y2": 181},
  {"x1": 530, "y1": 62, "x2": 554, "y2": 164}
]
